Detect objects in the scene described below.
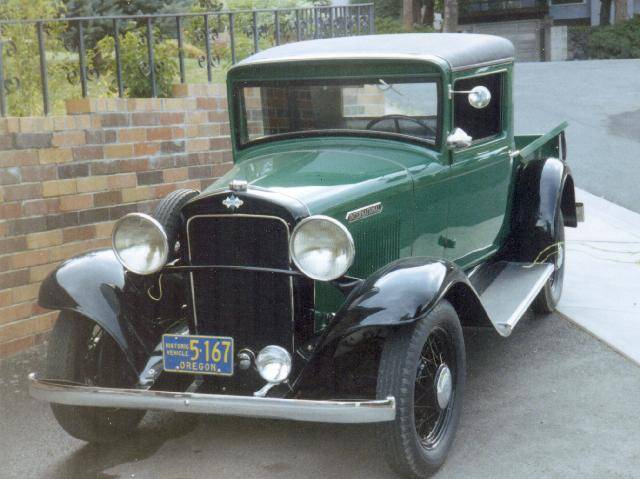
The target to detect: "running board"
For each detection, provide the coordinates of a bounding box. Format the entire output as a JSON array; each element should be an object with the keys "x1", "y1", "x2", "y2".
[{"x1": 473, "y1": 262, "x2": 554, "y2": 337}]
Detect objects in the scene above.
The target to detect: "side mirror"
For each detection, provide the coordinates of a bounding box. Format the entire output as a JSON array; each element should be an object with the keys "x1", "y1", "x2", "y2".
[
  {"x1": 446, "y1": 128, "x2": 473, "y2": 151},
  {"x1": 450, "y1": 85, "x2": 492, "y2": 109},
  {"x1": 467, "y1": 86, "x2": 491, "y2": 109}
]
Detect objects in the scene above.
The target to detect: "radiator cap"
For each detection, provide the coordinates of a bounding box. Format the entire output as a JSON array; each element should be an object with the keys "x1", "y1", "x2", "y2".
[{"x1": 229, "y1": 179, "x2": 248, "y2": 192}]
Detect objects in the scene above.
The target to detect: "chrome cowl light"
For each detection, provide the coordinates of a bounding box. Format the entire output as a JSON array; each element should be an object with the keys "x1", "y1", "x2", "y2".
[
  {"x1": 290, "y1": 216, "x2": 355, "y2": 281},
  {"x1": 112, "y1": 213, "x2": 169, "y2": 275}
]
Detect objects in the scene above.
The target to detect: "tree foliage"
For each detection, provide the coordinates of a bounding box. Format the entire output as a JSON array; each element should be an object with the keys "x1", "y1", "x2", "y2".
[
  {"x1": 96, "y1": 29, "x2": 179, "y2": 98},
  {"x1": 0, "y1": 0, "x2": 72, "y2": 115},
  {"x1": 353, "y1": 0, "x2": 403, "y2": 19},
  {"x1": 62, "y1": 0, "x2": 196, "y2": 49}
]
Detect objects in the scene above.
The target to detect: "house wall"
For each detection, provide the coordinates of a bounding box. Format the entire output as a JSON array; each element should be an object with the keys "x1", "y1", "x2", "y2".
[
  {"x1": 550, "y1": 0, "x2": 592, "y2": 22},
  {"x1": 460, "y1": 20, "x2": 545, "y2": 62},
  {"x1": 0, "y1": 84, "x2": 233, "y2": 358},
  {"x1": 550, "y1": 26, "x2": 569, "y2": 60}
]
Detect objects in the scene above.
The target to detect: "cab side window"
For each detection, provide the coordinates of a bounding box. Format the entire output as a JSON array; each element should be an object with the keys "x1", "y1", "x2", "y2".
[{"x1": 453, "y1": 73, "x2": 503, "y2": 141}]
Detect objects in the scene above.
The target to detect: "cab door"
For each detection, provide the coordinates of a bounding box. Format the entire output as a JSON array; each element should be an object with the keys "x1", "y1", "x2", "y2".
[{"x1": 444, "y1": 70, "x2": 514, "y2": 268}]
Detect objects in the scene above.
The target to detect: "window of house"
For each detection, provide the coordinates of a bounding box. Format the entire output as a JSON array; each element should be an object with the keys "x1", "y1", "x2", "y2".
[
  {"x1": 453, "y1": 72, "x2": 504, "y2": 142},
  {"x1": 550, "y1": 0, "x2": 585, "y2": 5}
]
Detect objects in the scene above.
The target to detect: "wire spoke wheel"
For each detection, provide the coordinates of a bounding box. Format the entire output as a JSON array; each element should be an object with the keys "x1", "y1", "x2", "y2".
[
  {"x1": 533, "y1": 211, "x2": 566, "y2": 314},
  {"x1": 414, "y1": 327, "x2": 456, "y2": 450},
  {"x1": 46, "y1": 311, "x2": 146, "y2": 443},
  {"x1": 377, "y1": 300, "x2": 466, "y2": 477}
]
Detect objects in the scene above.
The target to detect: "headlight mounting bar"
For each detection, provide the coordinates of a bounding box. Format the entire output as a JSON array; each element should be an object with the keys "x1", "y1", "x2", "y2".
[{"x1": 162, "y1": 264, "x2": 304, "y2": 277}]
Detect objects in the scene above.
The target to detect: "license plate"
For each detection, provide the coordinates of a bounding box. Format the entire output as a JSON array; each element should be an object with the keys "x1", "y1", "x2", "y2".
[{"x1": 162, "y1": 334, "x2": 234, "y2": 376}]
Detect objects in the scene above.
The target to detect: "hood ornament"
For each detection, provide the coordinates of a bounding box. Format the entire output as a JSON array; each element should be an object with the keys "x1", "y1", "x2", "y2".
[{"x1": 222, "y1": 195, "x2": 244, "y2": 210}]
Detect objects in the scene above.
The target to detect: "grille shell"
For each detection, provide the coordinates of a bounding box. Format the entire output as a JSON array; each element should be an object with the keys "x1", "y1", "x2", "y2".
[{"x1": 186, "y1": 214, "x2": 294, "y2": 353}]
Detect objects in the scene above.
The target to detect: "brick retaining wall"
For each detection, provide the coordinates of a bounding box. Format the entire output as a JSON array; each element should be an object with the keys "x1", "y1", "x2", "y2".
[{"x1": 0, "y1": 84, "x2": 233, "y2": 358}]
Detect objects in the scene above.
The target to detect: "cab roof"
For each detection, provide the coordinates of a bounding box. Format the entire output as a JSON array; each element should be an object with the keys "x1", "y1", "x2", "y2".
[{"x1": 233, "y1": 33, "x2": 515, "y2": 72}]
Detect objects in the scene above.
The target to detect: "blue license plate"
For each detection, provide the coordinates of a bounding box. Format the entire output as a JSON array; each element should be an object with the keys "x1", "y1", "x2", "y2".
[{"x1": 162, "y1": 334, "x2": 234, "y2": 376}]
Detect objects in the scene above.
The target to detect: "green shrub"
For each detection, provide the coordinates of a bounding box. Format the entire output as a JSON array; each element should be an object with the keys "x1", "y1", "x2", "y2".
[
  {"x1": 375, "y1": 16, "x2": 435, "y2": 34},
  {"x1": 568, "y1": 17, "x2": 640, "y2": 59},
  {"x1": 585, "y1": 16, "x2": 640, "y2": 59},
  {"x1": 567, "y1": 25, "x2": 591, "y2": 60},
  {"x1": 352, "y1": 0, "x2": 402, "y2": 19},
  {"x1": 96, "y1": 29, "x2": 179, "y2": 98}
]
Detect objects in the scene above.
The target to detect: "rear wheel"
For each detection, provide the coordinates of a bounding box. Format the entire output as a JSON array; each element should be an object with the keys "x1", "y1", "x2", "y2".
[
  {"x1": 47, "y1": 311, "x2": 145, "y2": 443},
  {"x1": 532, "y1": 211, "x2": 565, "y2": 314},
  {"x1": 377, "y1": 300, "x2": 466, "y2": 478}
]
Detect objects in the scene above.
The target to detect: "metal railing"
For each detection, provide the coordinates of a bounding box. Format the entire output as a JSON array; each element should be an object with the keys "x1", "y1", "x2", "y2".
[{"x1": 0, "y1": 4, "x2": 375, "y2": 116}]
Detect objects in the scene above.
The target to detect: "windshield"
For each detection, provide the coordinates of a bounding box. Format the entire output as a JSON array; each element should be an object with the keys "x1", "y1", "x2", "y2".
[{"x1": 236, "y1": 77, "x2": 439, "y2": 148}]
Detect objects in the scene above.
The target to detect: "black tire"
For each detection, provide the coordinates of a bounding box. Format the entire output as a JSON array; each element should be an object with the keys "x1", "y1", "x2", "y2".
[
  {"x1": 47, "y1": 311, "x2": 145, "y2": 443},
  {"x1": 532, "y1": 211, "x2": 565, "y2": 314},
  {"x1": 377, "y1": 300, "x2": 466, "y2": 478},
  {"x1": 153, "y1": 188, "x2": 198, "y2": 259}
]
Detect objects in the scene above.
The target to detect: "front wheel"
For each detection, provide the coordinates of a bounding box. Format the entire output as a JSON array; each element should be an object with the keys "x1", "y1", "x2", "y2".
[
  {"x1": 47, "y1": 311, "x2": 145, "y2": 443},
  {"x1": 377, "y1": 300, "x2": 466, "y2": 478}
]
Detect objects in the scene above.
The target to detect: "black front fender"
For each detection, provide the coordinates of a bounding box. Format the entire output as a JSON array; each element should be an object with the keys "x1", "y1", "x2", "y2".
[
  {"x1": 39, "y1": 249, "x2": 153, "y2": 372},
  {"x1": 292, "y1": 257, "x2": 489, "y2": 392},
  {"x1": 330, "y1": 258, "x2": 469, "y2": 336}
]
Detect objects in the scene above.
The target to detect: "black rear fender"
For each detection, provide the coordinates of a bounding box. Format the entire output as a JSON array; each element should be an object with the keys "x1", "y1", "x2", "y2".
[{"x1": 505, "y1": 157, "x2": 577, "y2": 262}]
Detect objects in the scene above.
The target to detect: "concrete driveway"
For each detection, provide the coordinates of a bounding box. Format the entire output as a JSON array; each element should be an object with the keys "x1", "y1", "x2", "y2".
[
  {"x1": 515, "y1": 59, "x2": 640, "y2": 213},
  {"x1": 2, "y1": 312, "x2": 640, "y2": 479}
]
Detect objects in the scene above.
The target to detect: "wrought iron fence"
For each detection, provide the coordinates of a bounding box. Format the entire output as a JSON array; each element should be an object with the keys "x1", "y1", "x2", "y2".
[{"x1": 0, "y1": 4, "x2": 375, "y2": 117}]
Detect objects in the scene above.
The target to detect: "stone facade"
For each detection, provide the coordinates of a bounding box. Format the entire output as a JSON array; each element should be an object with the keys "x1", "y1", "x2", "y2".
[{"x1": 0, "y1": 84, "x2": 233, "y2": 358}]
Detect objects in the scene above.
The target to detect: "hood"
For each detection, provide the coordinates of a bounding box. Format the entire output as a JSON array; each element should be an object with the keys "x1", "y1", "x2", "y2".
[{"x1": 202, "y1": 139, "x2": 417, "y2": 216}]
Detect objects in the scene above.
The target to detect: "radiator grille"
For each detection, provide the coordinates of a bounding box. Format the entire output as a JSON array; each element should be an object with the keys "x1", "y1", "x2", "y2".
[{"x1": 186, "y1": 215, "x2": 293, "y2": 352}]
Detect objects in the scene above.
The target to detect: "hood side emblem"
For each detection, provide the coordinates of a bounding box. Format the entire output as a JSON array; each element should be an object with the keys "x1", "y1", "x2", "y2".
[
  {"x1": 222, "y1": 195, "x2": 244, "y2": 210},
  {"x1": 346, "y1": 202, "x2": 383, "y2": 223}
]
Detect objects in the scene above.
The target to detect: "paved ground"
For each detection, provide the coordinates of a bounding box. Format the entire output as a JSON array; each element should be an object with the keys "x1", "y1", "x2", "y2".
[
  {"x1": 2, "y1": 313, "x2": 640, "y2": 479},
  {"x1": 514, "y1": 59, "x2": 640, "y2": 213},
  {"x1": 559, "y1": 188, "x2": 640, "y2": 365}
]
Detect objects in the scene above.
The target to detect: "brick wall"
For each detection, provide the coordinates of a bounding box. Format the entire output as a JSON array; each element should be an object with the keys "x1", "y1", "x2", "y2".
[{"x1": 0, "y1": 83, "x2": 233, "y2": 358}]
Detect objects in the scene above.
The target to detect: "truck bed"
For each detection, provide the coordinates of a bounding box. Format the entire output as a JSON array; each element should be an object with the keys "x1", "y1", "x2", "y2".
[{"x1": 514, "y1": 121, "x2": 568, "y2": 161}]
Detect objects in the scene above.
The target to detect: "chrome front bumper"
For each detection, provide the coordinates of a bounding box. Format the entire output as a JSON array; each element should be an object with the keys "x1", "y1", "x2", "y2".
[{"x1": 28, "y1": 373, "x2": 396, "y2": 424}]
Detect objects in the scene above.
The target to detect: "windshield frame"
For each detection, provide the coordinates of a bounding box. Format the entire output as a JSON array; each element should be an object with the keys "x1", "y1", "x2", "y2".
[{"x1": 232, "y1": 74, "x2": 443, "y2": 151}]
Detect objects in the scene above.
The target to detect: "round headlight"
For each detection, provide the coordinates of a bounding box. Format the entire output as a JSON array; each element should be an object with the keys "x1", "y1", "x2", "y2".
[
  {"x1": 112, "y1": 213, "x2": 169, "y2": 275},
  {"x1": 290, "y1": 216, "x2": 355, "y2": 281},
  {"x1": 256, "y1": 345, "x2": 292, "y2": 383}
]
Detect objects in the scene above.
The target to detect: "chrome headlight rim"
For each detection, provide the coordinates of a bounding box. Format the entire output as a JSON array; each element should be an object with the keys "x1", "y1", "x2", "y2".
[
  {"x1": 289, "y1": 215, "x2": 355, "y2": 282},
  {"x1": 112, "y1": 212, "x2": 169, "y2": 275}
]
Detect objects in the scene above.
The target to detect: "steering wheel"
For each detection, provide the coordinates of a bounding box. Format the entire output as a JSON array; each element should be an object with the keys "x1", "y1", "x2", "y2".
[{"x1": 365, "y1": 114, "x2": 437, "y2": 138}]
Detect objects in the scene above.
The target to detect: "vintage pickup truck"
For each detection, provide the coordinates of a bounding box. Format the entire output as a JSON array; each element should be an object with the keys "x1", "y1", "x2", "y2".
[{"x1": 30, "y1": 34, "x2": 579, "y2": 478}]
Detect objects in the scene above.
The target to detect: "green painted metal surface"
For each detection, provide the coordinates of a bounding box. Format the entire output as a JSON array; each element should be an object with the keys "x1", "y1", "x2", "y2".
[{"x1": 210, "y1": 55, "x2": 567, "y2": 327}]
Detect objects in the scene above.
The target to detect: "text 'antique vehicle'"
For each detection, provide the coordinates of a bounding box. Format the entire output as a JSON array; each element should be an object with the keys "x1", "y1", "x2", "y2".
[{"x1": 30, "y1": 33, "x2": 582, "y2": 478}]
